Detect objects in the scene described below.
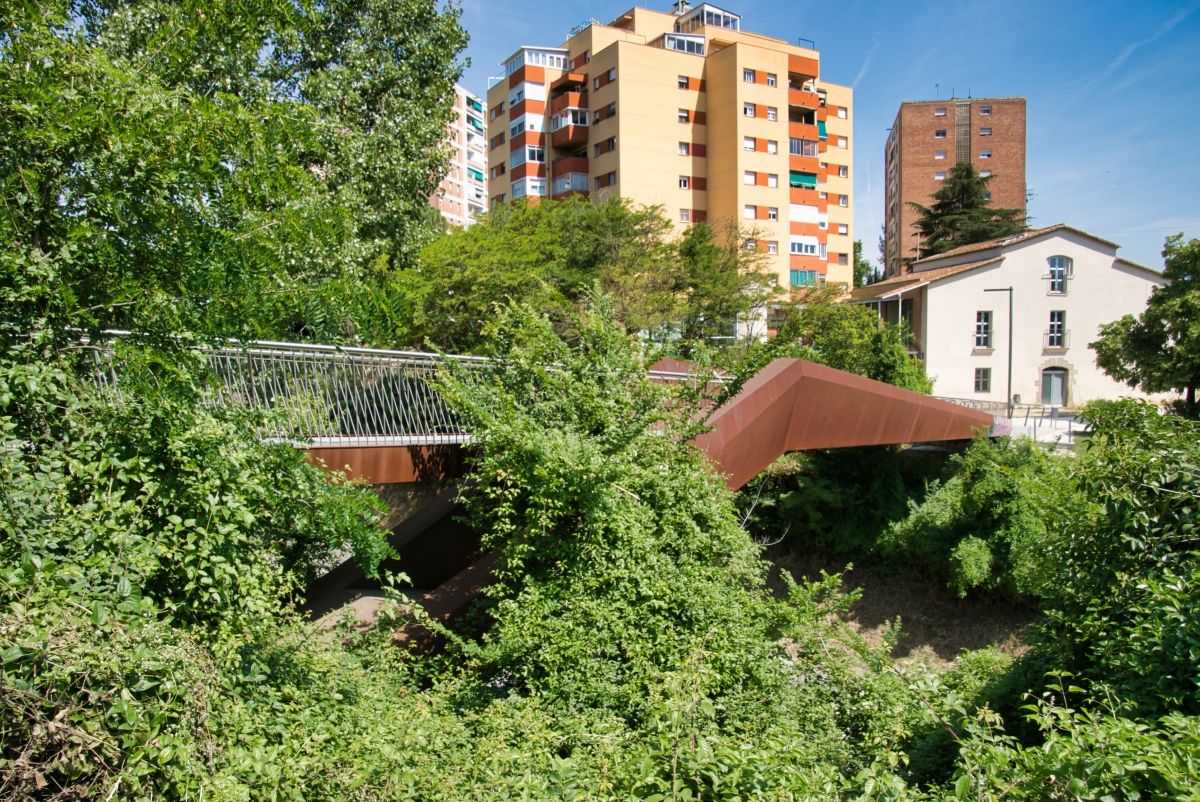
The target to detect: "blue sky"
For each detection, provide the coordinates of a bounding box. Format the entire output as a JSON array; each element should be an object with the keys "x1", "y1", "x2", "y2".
[{"x1": 456, "y1": 0, "x2": 1200, "y2": 270}]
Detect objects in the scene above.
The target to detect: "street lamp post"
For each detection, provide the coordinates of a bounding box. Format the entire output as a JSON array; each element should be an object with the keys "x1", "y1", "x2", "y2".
[{"x1": 984, "y1": 286, "x2": 1014, "y2": 418}]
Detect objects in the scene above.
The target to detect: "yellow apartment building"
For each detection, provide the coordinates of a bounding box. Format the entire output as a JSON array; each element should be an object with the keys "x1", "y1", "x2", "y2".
[{"x1": 485, "y1": 2, "x2": 854, "y2": 292}]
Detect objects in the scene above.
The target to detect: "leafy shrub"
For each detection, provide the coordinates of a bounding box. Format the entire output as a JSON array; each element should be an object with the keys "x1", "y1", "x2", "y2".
[{"x1": 949, "y1": 536, "x2": 994, "y2": 597}]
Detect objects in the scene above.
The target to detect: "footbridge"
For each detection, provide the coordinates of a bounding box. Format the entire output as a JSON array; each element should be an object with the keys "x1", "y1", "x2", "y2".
[
  {"x1": 141, "y1": 339, "x2": 1000, "y2": 629},
  {"x1": 190, "y1": 339, "x2": 999, "y2": 489}
]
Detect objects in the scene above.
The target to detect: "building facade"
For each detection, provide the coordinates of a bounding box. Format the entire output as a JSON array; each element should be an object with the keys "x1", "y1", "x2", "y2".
[
  {"x1": 431, "y1": 85, "x2": 488, "y2": 227},
  {"x1": 485, "y1": 3, "x2": 854, "y2": 290},
  {"x1": 884, "y1": 97, "x2": 1025, "y2": 278},
  {"x1": 850, "y1": 226, "x2": 1165, "y2": 408}
]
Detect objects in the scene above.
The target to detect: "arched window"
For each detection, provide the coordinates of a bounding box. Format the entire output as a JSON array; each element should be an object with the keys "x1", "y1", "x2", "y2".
[{"x1": 1048, "y1": 256, "x2": 1072, "y2": 294}]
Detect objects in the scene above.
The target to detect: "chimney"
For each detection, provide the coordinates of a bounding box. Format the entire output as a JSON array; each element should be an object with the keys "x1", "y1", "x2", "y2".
[{"x1": 671, "y1": 1, "x2": 692, "y2": 16}]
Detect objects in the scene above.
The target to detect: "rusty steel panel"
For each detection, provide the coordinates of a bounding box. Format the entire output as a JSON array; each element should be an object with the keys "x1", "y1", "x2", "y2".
[
  {"x1": 305, "y1": 443, "x2": 465, "y2": 485},
  {"x1": 692, "y1": 359, "x2": 994, "y2": 490}
]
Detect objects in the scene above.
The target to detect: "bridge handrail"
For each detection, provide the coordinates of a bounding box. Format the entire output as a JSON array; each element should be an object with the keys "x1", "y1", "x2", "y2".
[{"x1": 93, "y1": 334, "x2": 725, "y2": 448}]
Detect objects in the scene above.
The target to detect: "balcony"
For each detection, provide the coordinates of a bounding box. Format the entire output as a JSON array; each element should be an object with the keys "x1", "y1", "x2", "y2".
[
  {"x1": 1043, "y1": 330, "x2": 1070, "y2": 350},
  {"x1": 788, "y1": 88, "x2": 821, "y2": 109},
  {"x1": 790, "y1": 187, "x2": 825, "y2": 207},
  {"x1": 551, "y1": 91, "x2": 588, "y2": 115},
  {"x1": 551, "y1": 124, "x2": 588, "y2": 149},
  {"x1": 552, "y1": 155, "x2": 589, "y2": 176},
  {"x1": 550, "y1": 71, "x2": 588, "y2": 93},
  {"x1": 552, "y1": 172, "x2": 590, "y2": 199}
]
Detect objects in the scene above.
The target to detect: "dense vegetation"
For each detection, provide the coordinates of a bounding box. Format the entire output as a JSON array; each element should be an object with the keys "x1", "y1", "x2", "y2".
[{"x1": 4, "y1": 3, "x2": 1200, "y2": 798}]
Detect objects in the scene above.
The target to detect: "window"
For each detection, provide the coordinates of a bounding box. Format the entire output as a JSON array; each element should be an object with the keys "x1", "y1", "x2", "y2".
[
  {"x1": 974, "y1": 368, "x2": 991, "y2": 393},
  {"x1": 838, "y1": 194, "x2": 848, "y2": 207},
  {"x1": 743, "y1": 136, "x2": 755, "y2": 151},
  {"x1": 527, "y1": 146, "x2": 544, "y2": 162},
  {"x1": 767, "y1": 174, "x2": 778, "y2": 188},
  {"x1": 980, "y1": 149, "x2": 992, "y2": 159},
  {"x1": 680, "y1": 208, "x2": 691, "y2": 223},
  {"x1": 1048, "y1": 310, "x2": 1066, "y2": 347},
  {"x1": 679, "y1": 175, "x2": 690, "y2": 189},
  {"x1": 934, "y1": 171, "x2": 946, "y2": 181},
  {"x1": 510, "y1": 119, "x2": 525, "y2": 137},
  {"x1": 767, "y1": 206, "x2": 778, "y2": 220},
  {"x1": 767, "y1": 139, "x2": 778, "y2": 154},
  {"x1": 980, "y1": 127, "x2": 992, "y2": 136},
  {"x1": 837, "y1": 136, "x2": 847, "y2": 148},
  {"x1": 767, "y1": 241, "x2": 778, "y2": 255},
  {"x1": 744, "y1": 239, "x2": 757, "y2": 251},
  {"x1": 678, "y1": 75, "x2": 689, "y2": 89},
  {"x1": 1048, "y1": 255, "x2": 1072, "y2": 293},
  {"x1": 594, "y1": 77, "x2": 600, "y2": 90},
  {"x1": 838, "y1": 165, "x2": 848, "y2": 177},
  {"x1": 934, "y1": 107, "x2": 947, "y2": 116},
  {"x1": 767, "y1": 106, "x2": 777, "y2": 121},
  {"x1": 607, "y1": 68, "x2": 616, "y2": 81},
  {"x1": 975, "y1": 311, "x2": 992, "y2": 348},
  {"x1": 768, "y1": 73, "x2": 778, "y2": 87},
  {"x1": 743, "y1": 205, "x2": 755, "y2": 219},
  {"x1": 980, "y1": 169, "x2": 992, "y2": 177},
  {"x1": 934, "y1": 129, "x2": 947, "y2": 138},
  {"x1": 980, "y1": 105, "x2": 992, "y2": 115},
  {"x1": 983, "y1": 191, "x2": 992, "y2": 201},
  {"x1": 934, "y1": 150, "x2": 946, "y2": 160},
  {"x1": 744, "y1": 170, "x2": 756, "y2": 185},
  {"x1": 743, "y1": 102, "x2": 756, "y2": 117},
  {"x1": 678, "y1": 108, "x2": 689, "y2": 123},
  {"x1": 790, "y1": 269, "x2": 819, "y2": 287},
  {"x1": 790, "y1": 240, "x2": 818, "y2": 255},
  {"x1": 789, "y1": 137, "x2": 818, "y2": 157},
  {"x1": 838, "y1": 223, "x2": 848, "y2": 234},
  {"x1": 837, "y1": 106, "x2": 847, "y2": 118},
  {"x1": 743, "y1": 68, "x2": 755, "y2": 82},
  {"x1": 838, "y1": 253, "x2": 849, "y2": 266},
  {"x1": 678, "y1": 142, "x2": 690, "y2": 155}
]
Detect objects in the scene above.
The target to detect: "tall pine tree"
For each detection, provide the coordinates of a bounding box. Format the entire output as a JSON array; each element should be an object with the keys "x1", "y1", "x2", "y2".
[{"x1": 908, "y1": 163, "x2": 1026, "y2": 258}]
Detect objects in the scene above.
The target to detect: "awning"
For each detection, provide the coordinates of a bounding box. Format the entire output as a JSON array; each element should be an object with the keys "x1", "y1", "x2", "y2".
[{"x1": 789, "y1": 171, "x2": 817, "y2": 189}]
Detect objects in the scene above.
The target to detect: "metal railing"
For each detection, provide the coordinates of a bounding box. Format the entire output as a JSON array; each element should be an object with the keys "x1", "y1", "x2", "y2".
[
  {"x1": 203, "y1": 341, "x2": 488, "y2": 447},
  {"x1": 92, "y1": 336, "x2": 721, "y2": 448}
]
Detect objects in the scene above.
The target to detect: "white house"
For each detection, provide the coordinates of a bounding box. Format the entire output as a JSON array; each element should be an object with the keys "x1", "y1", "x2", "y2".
[{"x1": 849, "y1": 225, "x2": 1165, "y2": 408}]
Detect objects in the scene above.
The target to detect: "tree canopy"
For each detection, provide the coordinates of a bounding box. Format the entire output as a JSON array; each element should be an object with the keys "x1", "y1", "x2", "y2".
[
  {"x1": 908, "y1": 162, "x2": 1026, "y2": 259},
  {"x1": 1091, "y1": 234, "x2": 1200, "y2": 415},
  {"x1": 1, "y1": 0, "x2": 467, "y2": 346},
  {"x1": 408, "y1": 198, "x2": 777, "y2": 352}
]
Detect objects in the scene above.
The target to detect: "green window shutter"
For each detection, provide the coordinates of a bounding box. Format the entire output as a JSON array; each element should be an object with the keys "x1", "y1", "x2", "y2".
[{"x1": 817, "y1": 120, "x2": 827, "y2": 140}]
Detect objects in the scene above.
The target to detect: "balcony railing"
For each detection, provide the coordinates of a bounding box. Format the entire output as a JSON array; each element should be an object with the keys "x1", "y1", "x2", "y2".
[{"x1": 1044, "y1": 330, "x2": 1070, "y2": 350}]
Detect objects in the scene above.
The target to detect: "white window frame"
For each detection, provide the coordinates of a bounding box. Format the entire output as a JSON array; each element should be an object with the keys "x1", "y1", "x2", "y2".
[
  {"x1": 743, "y1": 170, "x2": 756, "y2": 185},
  {"x1": 743, "y1": 204, "x2": 756, "y2": 220},
  {"x1": 743, "y1": 102, "x2": 756, "y2": 117}
]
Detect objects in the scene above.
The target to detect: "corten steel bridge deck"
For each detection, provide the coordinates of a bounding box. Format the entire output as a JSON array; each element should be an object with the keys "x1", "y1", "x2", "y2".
[
  {"x1": 98, "y1": 338, "x2": 999, "y2": 628},
  {"x1": 141, "y1": 339, "x2": 998, "y2": 489}
]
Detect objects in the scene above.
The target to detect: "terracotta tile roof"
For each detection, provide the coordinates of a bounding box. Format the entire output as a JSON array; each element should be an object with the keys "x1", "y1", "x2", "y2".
[
  {"x1": 912, "y1": 224, "x2": 1121, "y2": 266},
  {"x1": 848, "y1": 257, "x2": 1004, "y2": 302}
]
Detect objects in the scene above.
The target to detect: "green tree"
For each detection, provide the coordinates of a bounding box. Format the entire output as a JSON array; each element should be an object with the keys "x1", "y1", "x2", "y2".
[
  {"x1": 410, "y1": 198, "x2": 776, "y2": 352},
  {"x1": 672, "y1": 221, "x2": 777, "y2": 347},
  {"x1": 0, "y1": 0, "x2": 466, "y2": 346},
  {"x1": 1091, "y1": 234, "x2": 1200, "y2": 416},
  {"x1": 908, "y1": 163, "x2": 1026, "y2": 258},
  {"x1": 853, "y1": 239, "x2": 876, "y2": 287}
]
